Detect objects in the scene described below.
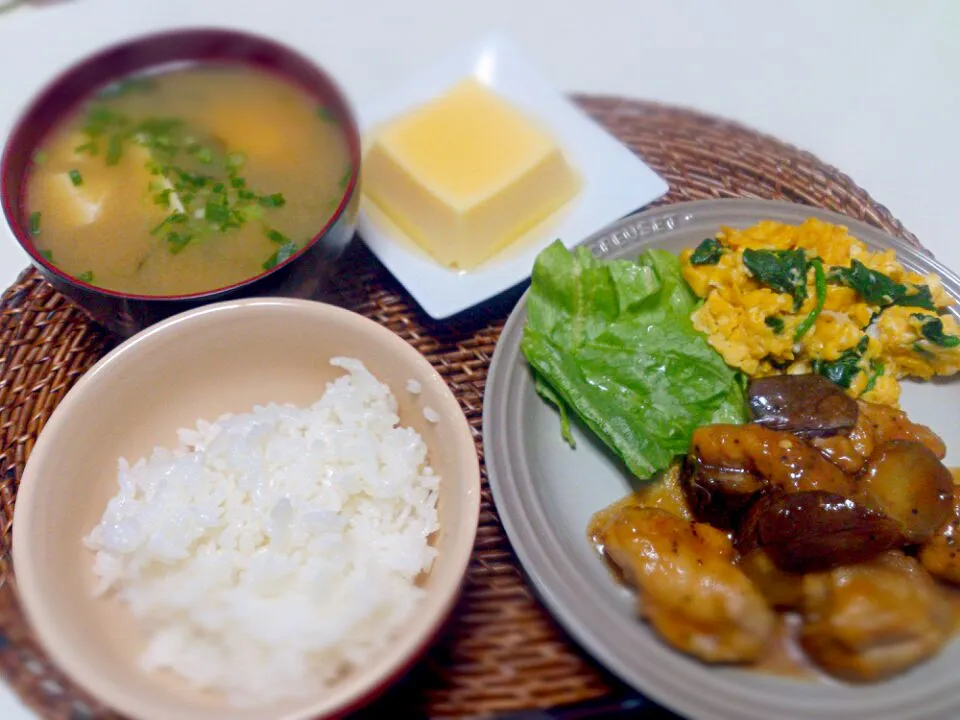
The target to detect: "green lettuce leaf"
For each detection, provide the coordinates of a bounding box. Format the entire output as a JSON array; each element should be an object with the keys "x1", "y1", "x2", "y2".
[{"x1": 521, "y1": 241, "x2": 748, "y2": 480}]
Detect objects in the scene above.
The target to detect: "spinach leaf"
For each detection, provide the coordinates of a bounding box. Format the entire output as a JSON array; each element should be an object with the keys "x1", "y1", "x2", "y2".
[
  {"x1": 914, "y1": 342, "x2": 936, "y2": 359},
  {"x1": 898, "y1": 286, "x2": 937, "y2": 310},
  {"x1": 828, "y1": 260, "x2": 936, "y2": 311},
  {"x1": 864, "y1": 360, "x2": 885, "y2": 393},
  {"x1": 793, "y1": 258, "x2": 826, "y2": 341},
  {"x1": 912, "y1": 313, "x2": 960, "y2": 348},
  {"x1": 812, "y1": 336, "x2": 869, "y2": 389},
  {"x1": 690, "y1": 238, "x2": 724, "y2": 265},
  {"x1": 522, "y1": 241, "x2": 747, "y2": 480},
  {"x1": 742, "y1": 248, "x2": 809, "y2": 311},
  {"x1": 764, "y1": 316, "x2": 785, "y2": 334}
]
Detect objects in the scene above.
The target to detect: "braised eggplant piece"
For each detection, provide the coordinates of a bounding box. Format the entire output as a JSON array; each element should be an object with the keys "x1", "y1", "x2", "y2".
[
  {"x1": 859, "y1": 440, "x2": 953, "y2": 544},
  {"x1": 748, "y1": 374, "x2": 858, "y2": 437},
  {"x1": 680, "y1": 455, "x2": 764, "y2": 528},
  {"x1": 735, "y1": 491, "x2": 905, "y2": 573},
  {"x1": 800, "y1": 552, "x2": 952, "y2": 682},
  {"x1": 919, "y1": 487, "x2": 960, "y2": 584},
  {"x1": 688, "y1": 424, "x2": 859, "y2": 498},
  {"x1": 738, "y1": 549, "x2": 805, "y2": 610}
]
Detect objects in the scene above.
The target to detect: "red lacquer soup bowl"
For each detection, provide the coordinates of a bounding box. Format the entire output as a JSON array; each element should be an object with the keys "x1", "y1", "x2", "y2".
[{"x1": 1, "y1": 28, "x2": 361, "y2": 337}]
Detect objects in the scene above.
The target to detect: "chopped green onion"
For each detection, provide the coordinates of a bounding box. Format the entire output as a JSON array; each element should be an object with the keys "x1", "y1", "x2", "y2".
[
  {"x1": 167, "y1": 231, "x2": 193, "y2": 254},
  {"x1": 32, "y1": 151, "x2": 48, "y2": 165},
  {"x1": 39, "y1": 249, "x2": 53, "y2": 262},
  {"x1": 29, "y1": 211, "x2": 41, "y2": 236},
  {"x1": 68, "y1": 169, "x2": 83, "y2": 186},
  {"x1": 338, "y1": 166, "x2": 352, "y2": 191},
  {"x1": 262, "y1": 241, "x2": 298, "y2": 270},
  {"x1": 258, "y1": 193, "x2": 286, "y2": 208},
  {"x1": 204, "y1": 201, "x2": 231, "y2": 226},
  {"x1": 74, "y1": 141, "x2": 98, "y2": 156},
  {"x1": 77, "y1": 271, "x2": 95, "y2": 283},
  {"x1": 151, "y1": 211, "x2": 187, "y2": 236},
  {"x1": 70, "y1": 96, "x2": 296, "y2": 252},
  {"x1": 105, "y1": 134, "x2": 123, "y2": 165},
  {"x1": 266, "y1": 229, "x2": 292, "y2": 245},
  {"x1": 153, "y1": 189, "x2": 173, "y2": 207}
]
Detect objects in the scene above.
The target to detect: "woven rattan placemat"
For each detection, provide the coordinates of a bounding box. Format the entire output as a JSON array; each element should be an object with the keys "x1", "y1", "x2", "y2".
[{"x1": 0, "y1": 97, "x2": 925, "y2": 720}]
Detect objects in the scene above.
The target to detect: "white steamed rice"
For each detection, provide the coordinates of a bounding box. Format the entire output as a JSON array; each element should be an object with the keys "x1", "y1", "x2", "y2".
[{"x1": 84, "y1": 357, "x2": 440, "y2": 706}]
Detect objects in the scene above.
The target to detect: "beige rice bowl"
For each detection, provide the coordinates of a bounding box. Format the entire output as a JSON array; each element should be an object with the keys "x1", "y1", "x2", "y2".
[{"x1": 84, "y1": 358, "x2": 440, "y2": 706}]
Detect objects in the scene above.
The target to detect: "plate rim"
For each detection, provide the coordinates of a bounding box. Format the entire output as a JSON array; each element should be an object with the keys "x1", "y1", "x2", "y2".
[{"x1": 483, "y1": 198, "x2": 960, "y2": 720}]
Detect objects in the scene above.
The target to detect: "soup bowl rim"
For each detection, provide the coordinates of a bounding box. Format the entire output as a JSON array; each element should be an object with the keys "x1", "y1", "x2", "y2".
[{"x1": 0, "y1": 26, "x2": 361, "y2": 301}]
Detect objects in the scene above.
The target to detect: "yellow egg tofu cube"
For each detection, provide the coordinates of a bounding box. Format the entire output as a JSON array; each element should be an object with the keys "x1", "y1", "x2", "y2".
[{"x1": 363, "y1": 79, "x2": 580, "y2": 270}]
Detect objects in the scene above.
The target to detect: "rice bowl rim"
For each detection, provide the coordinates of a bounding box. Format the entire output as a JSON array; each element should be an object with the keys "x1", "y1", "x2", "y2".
[{"x1": 11, "y1": 297, "x2": 481, "y2": 720}]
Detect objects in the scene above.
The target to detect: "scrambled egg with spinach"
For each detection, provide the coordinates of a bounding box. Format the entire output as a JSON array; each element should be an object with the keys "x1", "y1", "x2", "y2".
[{"x1": 680, "y1": 218, "x2": 959, "y2": 406}]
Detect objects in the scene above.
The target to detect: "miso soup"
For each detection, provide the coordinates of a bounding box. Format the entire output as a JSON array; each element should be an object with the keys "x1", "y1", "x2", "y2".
[{"x1": 26, "y1": 65, "x2": 352, "y2": 295}]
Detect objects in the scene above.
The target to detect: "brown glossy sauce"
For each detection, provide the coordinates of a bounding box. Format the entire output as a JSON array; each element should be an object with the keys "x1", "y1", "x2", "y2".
[
  {"x1": 590, "y1": 496, "x2": 817, "y2": 681},
  {"x1": 755, "y1": 615, "x2": 817, "y2": 679},
  {"x1": 588, "y1": 492, "x2": 643, "y2": 585},
  {"x1": 589, "y1": 482, "x2": 960, "y2": 683},
  {"x1": 753, "y1": 591, "x2": 960, "y2": 680},
  {"x1": 587, "y1": 472, "x2": 694, "y2": 558}
]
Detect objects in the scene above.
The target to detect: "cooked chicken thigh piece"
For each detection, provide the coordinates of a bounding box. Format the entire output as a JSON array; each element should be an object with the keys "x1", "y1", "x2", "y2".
[
  {"x1": 800, "y1": 552, "x2": 953, "y2": 681},
  {"x1": 599, "y1": 506, "x2": 775, "y2": 663},
  {"x1": 813, "y1": 400, "x2": 946, "y2": 473}
]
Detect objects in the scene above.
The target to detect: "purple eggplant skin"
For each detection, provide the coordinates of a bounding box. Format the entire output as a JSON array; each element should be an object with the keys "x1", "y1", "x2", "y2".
[
  {"x1": 859, "y1": 440, "x2": 954, "y2": 544},
  {"x1": 680, "y1": 455, "x2": 765, "y2": 530},
  {"x1": 747, "y1": 374, "x2": 859, "y2": 438},
  {"x1": 735, "y1": 490, "x2": 906, "y2": 573}
]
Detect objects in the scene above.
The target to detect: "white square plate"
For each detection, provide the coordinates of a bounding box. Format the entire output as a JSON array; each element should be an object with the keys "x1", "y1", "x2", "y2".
[{"x1": 355, "y1": 33, "x2": 668, "y2": 319}]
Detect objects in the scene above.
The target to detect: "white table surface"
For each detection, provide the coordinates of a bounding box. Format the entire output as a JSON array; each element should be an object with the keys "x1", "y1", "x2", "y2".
[{"x1": 0, "y1": 0, "x2": 958, "y2": 716}]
